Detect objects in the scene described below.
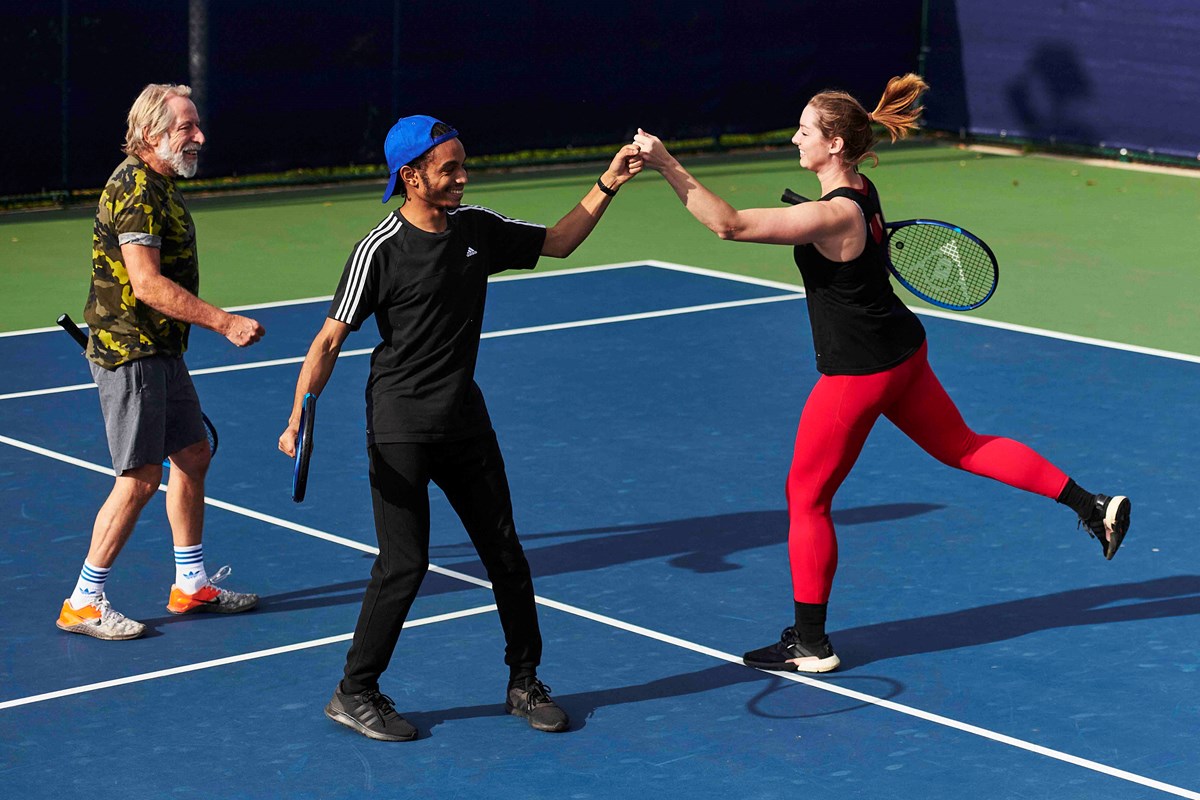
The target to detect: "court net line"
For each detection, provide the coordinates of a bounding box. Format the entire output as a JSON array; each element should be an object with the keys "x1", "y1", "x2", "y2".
[{"x1": 1, "y1": 431, "x2": 1197, "y2": 799}]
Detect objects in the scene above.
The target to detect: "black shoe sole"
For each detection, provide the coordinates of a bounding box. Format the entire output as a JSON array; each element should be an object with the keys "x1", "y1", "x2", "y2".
[
  {"x1": 1104, "y1": 497, "x2": 1131, "y2": 560},
  {"x1": 325, "y1": 704, "x2": 417, "y2": 742},
  {"x1": 166, "y1": 598, "x2": 259, "y2": 614},
  {"x1": 743, "y1": 655, "x2": 841, "y2": 673}
]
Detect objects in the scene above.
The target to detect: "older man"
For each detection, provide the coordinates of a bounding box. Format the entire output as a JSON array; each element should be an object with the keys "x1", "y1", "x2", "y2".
[{"x1": 56, "y1": 83, "x2": 264, "y2": 641}]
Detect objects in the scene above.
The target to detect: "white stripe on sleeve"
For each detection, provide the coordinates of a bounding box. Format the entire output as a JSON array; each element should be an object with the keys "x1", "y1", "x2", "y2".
[
  {"x1": 449, "y1": 205, "x2": 545, "y2": 230},
  {"x1": 334, "y1": 214, "x2": 402, "y2": 323}
]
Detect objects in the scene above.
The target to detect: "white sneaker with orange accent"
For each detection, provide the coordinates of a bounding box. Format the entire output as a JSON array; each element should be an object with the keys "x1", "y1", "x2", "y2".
[
  {"x1": 166, "y1": 565, "x2": 258, "y2": 614},
  {"x1": 56, "y1": 594, "x2": 146, "y2": 640}
]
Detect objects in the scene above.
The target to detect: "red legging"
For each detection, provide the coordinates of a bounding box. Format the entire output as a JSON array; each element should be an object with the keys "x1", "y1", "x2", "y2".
[{"x1": 786, "y1": 341, "x2": 1069, "y2": 603}]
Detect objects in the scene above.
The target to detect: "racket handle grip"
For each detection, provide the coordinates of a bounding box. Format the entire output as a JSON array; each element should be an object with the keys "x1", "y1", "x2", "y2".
[
  {"x1": 57, "y1": 313, "x2": 89, "y2": 350},
  {"x1": 781, "y1": 188, "x2": 811, "y2": 205}
]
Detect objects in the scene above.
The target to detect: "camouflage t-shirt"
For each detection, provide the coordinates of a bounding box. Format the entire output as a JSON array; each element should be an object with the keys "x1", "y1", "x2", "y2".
[{"x1": 85, "y1": 155, "x2": 199, "y2": 368}]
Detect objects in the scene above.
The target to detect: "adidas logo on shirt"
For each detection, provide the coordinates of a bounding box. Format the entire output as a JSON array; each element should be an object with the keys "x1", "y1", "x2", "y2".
[{"x1": 466, "y1": 247, "x2": 478, "y2": 257}]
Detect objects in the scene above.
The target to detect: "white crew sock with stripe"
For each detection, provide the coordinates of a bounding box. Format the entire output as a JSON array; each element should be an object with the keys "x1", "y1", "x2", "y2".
[
  {"x1": 69, "y1": 561, "x2": 110, "y2": 610},
  {"x1": 174, "y1": 544, "x2": 208, "y2": 594}
]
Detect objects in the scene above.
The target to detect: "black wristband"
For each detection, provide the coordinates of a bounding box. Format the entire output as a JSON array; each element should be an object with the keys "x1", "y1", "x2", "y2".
[{"x1": 596, "y1": 176, "x2": 618, "y2": 196}]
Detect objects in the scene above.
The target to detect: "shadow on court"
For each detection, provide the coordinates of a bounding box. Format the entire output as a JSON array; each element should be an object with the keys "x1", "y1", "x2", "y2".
[
  {"x1": 834, "y1": 575, "x2": 1200, "y2": 666},
  {"x1": 131, "y1": 572, "x2": 472, "y2": 628},
  {"x1": 432, "y1": 503, "x2": 945, "y2": 576},
  {"x1": 404, "y1": 663, "x2": 770, "y2": 735},
  {"x1": 405, "y1": 664, "x2": 913, "y2": 736}
]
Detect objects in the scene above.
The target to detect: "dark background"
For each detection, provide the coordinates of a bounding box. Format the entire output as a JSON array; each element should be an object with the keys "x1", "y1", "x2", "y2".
[{"x1": 3, "y1": 0, "x2": 1196, "y2": 197}]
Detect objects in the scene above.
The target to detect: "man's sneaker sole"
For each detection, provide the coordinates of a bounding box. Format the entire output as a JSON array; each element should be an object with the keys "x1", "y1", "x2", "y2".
[
  {"x1": 55, "y1": 618, "x2": 144, "y2": 641},
  {"x1": 1103, "y1": 495, "x2": 1131, "y2": 560},
  {"x1": 166, "y1": 599, "x2": 258, "y2": 615},
  {"x1": 324, "y1": 703, "x2": 417, "y2": 742},
  {"x1": 55, "y1": 598, "x2": 145, "y2": 640}
]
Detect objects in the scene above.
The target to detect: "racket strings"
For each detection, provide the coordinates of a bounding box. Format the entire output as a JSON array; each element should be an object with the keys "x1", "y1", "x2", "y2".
[
  {"x1": 888, "y1": 225, "x2": 996, "y2": 308},
  {"x1": 202, "y1": 414, "x2": 219, "y2": 457}
]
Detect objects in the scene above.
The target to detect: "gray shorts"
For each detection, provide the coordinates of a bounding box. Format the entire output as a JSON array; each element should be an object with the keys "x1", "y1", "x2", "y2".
[{"x1": 89, "y1": 355, "x2": 207, "y2": 474}]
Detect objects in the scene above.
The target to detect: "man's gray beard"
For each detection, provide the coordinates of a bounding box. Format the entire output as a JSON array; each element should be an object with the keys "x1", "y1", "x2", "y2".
[{"x1": 155, "y1": 138, "x2": 199, "y2": 179}]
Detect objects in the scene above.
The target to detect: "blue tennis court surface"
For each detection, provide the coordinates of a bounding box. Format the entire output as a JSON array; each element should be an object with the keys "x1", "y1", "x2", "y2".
[{"x1": 2, "y1": 263, "x2": 1197, "y2": 799}]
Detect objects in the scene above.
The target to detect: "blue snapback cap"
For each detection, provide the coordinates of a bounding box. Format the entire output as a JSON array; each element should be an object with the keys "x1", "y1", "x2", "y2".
[{"x1": 382, "y1": 115, "x2": 460, "y2": 203}]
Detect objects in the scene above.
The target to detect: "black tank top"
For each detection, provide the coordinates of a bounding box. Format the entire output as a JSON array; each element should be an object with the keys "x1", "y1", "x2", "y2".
[{"x1": 793, "y1": 175, "x2": 925, "y2": 375}]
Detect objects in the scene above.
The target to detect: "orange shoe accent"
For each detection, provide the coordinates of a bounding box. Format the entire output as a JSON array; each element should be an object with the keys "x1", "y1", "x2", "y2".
[
  {"x1": 58, "y1": 599, "x2": 101, "y2": 626},
  {"x1": 167, "y1": 584, "x2": 222, "y2": 614},
  {"x1": 56, "y1": 596, "x2": 145, "y2": 639}
]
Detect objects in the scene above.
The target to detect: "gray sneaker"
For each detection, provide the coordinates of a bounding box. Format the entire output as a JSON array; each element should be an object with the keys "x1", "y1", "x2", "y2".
[
  {"x1": 325, "y1": 687, "x2": 418, "y2": 742},
  {"x1": 56, "y1": 594, "x2": 146, "y2": 640},
  {"x1": 167, "y1": 565, "x2": 258, "y2": 614},
  {"x1": 506, "y1": 678, "x2": 569, "y2": 732}
]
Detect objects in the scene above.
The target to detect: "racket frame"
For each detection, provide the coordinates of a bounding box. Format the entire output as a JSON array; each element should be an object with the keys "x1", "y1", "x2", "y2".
[
  {"x1": 780, "y1": 189, "x2": 999, "y2": 311},
  {"x1": 291, "y1": 392, "x2": 316, "y2": 503},
  {"x1": 884, "y1": 219, "x2": 999, "y2": 311}
]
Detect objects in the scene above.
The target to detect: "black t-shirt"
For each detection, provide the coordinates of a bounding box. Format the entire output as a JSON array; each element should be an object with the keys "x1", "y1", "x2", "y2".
[
  {"x1": 329, "y1": 205, "x2": 547, "y2": 443},
  {"x1": 793, "y1": 176, "x2": 925, "y2": 375}
]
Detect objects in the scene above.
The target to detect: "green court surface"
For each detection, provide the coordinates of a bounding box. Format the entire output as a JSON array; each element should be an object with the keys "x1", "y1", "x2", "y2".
[{"x1": 1, "y1": 142, "x2": 1197, "y2": 355}]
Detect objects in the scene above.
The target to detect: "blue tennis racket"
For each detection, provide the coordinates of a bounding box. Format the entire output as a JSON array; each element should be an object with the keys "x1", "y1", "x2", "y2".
[
  {"x1": 57, "y1": 313, "x2": 219, "y2": 459},
  {"x1": 782, "y1": 188, "x2": 999, "y2": 311},
  {"x1": 291, "y1": 393, "x2": 316, "y2": 503}
]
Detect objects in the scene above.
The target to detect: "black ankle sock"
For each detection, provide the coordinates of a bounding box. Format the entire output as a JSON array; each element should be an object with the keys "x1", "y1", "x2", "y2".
[
  {"x1": 1056, "y1": 478, "x2": 1095, "y2": 519},
  {"x1": 508, "y1": 669, "x2": 536, "y2": 689},
  {"x1": 793, "y1": 601, "x2": 828, "y2": 644}
]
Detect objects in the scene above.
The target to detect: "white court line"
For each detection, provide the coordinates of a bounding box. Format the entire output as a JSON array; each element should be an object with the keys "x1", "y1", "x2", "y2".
[
  {"x1": 532, "y1": 601, "x2": 1200, "y2": 800},
  {"x1": 643, "y1": 259, "x2": 1200, "y2": 364},
  {"x1": 907, "y1": 306, "x2": 1200, "y2": 364},
  {"x1": 0, "y1": 604, "x2": 497, "y2": 712},
  {"x1": 0, "y1": 434, "x2": 379, "y2": 555},
  {"x1": 0, "y1": 261, "x2": 690, "y2": 340},
  {"x1": 0, "y1": 292, "x2": 804, "y2": 400},
  {"x1": 4, "y1": 260, "x2": 1194, "y2": 364},
  {"x1": 1, "y1": 432, "x2": 1198, "y2": 797},
  {"x1": 0, "y1": 381, "x2": 98, "y2": 401}
]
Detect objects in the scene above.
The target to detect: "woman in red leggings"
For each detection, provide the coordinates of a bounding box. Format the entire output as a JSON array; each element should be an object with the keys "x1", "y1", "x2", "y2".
[{"x1": 633, "y1": 74, "x2": 1131, "y2": 673}]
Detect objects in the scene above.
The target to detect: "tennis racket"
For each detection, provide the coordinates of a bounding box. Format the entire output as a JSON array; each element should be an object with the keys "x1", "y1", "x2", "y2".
[
  {"x1": 781, "y1": 188, "x2": 999, "y2": 311},
  {"x1": 291, "y1": 392, "x2": 316, "y2": 503},
  {"x1": 56, "y1": 313, "x2": 219, "y2": 458}
]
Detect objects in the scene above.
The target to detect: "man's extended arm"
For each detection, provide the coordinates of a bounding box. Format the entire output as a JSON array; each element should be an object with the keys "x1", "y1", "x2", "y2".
[
  {"x1": 122, "y1": 243, "x2": 264, "y2": 347},
  {"x1": 540, "y1": 144, "x2": 643, "y2": 258},
  {"x1": 277, "y1": 317, "x2": 352, "y2": 458}
]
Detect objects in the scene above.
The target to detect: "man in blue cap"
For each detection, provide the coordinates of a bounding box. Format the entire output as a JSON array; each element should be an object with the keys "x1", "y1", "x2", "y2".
[{"x1": 280, "y1": 115, "x2": 642, "y2": 741}]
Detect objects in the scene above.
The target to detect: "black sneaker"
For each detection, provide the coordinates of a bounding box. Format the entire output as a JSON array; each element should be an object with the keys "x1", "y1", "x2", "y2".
[
  {"x1": 506, "y1": 677, "x2": 569, "y2": 732},
  {"x1": 325, "y1": 687, "x2": 418, "y2": 742},
  {"x1": 1079, "y1": 494, "x2": 1131, "y2": 560},
  {"x1": 743, "y1": 626, "x2": 840, "y2": 673}
]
